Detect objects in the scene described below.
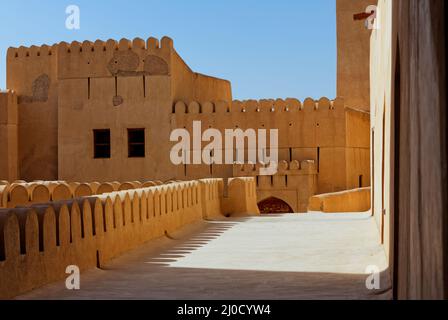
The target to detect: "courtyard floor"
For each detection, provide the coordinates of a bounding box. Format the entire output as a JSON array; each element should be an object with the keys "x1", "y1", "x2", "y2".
[{"x1": 17, "y1": 212, "x2": 391, "y2": 300}]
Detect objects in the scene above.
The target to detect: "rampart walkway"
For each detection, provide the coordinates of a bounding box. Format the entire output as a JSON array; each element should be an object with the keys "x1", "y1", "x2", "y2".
[{"x1": 18, "y1": 213, "x2": 391, "y2": 300}]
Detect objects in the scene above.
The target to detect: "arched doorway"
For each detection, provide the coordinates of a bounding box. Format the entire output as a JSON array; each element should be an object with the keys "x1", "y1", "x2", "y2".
[{"x1": 258, "y1": 197, "x2": 293, "y2": 214}]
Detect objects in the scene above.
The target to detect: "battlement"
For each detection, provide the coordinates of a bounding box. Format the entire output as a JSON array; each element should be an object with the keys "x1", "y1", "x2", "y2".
[
  {"x1": 7, "y1": 36, "x2": 173, "y2": 59},
  {"x1": 172, "y1": 97, "x2": 345, "y2": 114},
  {"x1": 7, "y1": 44, "x2": 58, "y2": 59},
  {"x1": 233, "y1": 160, "x2": 317, "y2": 177},
  {"x1": 0, "y1": 177, "x2": 260, "y2": 298},
  {"x1": 7, "y1": 36, "x2": 175, "y2": 80}
]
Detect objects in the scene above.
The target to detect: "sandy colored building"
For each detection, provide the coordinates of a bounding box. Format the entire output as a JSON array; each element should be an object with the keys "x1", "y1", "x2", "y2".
[{"x1": 0, "y1": 1, "x2": 372, "y2": 212}]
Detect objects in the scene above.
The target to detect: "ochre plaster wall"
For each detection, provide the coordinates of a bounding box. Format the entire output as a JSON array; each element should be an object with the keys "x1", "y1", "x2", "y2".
[
  {"x1": 0, "y1": 91, "x2": 18, "y2": 181},
  {"x1": 7, "y1": 45, "x2": 59, "y2": 181},
  {"x1": 336, "y1": 0, "x2": 373, "y2": 111},
  {"x1": 0, "y1": 177, "x2": 259, "y2": 299},
  {"x1": 308, "y1": 187, "x2": 371, "y2": 213}
]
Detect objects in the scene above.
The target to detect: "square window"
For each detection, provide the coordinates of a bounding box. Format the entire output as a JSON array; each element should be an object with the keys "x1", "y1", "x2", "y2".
[
  {"x1": 93, "y1": 129, "x2": 111, "y2": 159},
  {"x1": 128, "y1": 129, "x2": 145, "y2": 158}
]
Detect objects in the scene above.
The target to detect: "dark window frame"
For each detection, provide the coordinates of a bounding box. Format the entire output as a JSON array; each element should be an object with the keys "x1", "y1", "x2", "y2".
[
  {"x1": 128, "y1": 128, "x2": 146, "y2": 158},
  {"x1": 93, "y1": 129, "x2": 111, "y2": 159}
]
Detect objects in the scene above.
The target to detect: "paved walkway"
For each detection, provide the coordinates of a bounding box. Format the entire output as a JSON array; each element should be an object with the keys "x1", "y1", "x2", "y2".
[{"x1": 18, "y1": 213, "x2": 391, "y2": 300}]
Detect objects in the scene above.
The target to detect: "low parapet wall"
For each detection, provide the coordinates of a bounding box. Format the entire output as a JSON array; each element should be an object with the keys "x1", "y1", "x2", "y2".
[
  {"x1": 308, "y1": 187, "x2": 371, "y2": 213},
  {"x1": 222, "y1": 177, "x2": 260, "y2": 216},
  {"x1": 0, "y1": 180, "x2": 166, "y2": 209},
  {"x1": 0, "y1": 178, "x2": 258, "y2": 299}
]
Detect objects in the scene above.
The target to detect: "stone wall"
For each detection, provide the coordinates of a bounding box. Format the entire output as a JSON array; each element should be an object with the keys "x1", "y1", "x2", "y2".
[
  {"x1": 172, "y1": 97, "x2": 370, "y2": 195},
  {"x1": 0, "y1": 91, "x2": 18, "y2": 182},
  {"x1": 233, "y1": 160, "x2": 318, "y2": 213},
  {"x1": 308, "y1": 187, "x2": 371, "y2": 213},
  {"x1": 371, "y1": 0, "x2": 448, "y2": 299},
  {"x1": 0, "y1": 177, "x2": 259, "y2": 299}
]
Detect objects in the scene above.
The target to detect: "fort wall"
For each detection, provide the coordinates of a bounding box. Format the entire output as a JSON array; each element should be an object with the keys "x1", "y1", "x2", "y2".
[
  {"x1": 336, "y1": 0, "x2": 372, "y2": 111},
  {"x1": 0, "y1": 91, "x2": 18, "y2": 182},
  {"x1": 0, "y1": 177, "x2": 258, "y2": 299},
  {"x1": 7, "y1": 45, "x2": 59, "y2": 181},
  {"x1": 233, "y1": 160, "x2": 317, "y2": 212},
  {"x1": 171, "y1": 97, "x2": 369, "y2": 195}
]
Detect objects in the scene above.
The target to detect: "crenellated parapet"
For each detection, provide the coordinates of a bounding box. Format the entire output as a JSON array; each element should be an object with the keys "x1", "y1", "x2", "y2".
[
  {"x1": 0, "y1": 178, "x2": 261, "y2": 298},
  {"x1": 7, "y1": 36, "x2": 174, "y2": 81},
  {"x1": 233, "y1": 160, "x2": 317, "y2": 178},
  {"x1": 172, "y1": 97, "x2": 345, "y2": 114},
  {"x1": 57, "y1": 37, "x2": 173, "y2": 79}
]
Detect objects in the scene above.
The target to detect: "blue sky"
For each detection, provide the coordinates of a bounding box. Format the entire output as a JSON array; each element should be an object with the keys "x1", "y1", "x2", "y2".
[{"x1": 0, "y1": 0, "x2": 336, "y2": 100}]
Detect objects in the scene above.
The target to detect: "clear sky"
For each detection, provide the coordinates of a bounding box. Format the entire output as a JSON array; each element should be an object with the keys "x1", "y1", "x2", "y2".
[{"x1": 0, "y1": 0, "x2": 336, "y2": 100}]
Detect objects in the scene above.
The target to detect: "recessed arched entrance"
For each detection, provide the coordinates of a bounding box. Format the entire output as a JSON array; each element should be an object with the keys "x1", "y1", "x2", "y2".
[{"x1": 258, "y1": 197, "x2": 293, "y2": 214}]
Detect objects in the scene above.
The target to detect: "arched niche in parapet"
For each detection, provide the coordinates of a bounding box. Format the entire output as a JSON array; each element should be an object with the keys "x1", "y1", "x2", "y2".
[
  {"x1": 30, "y1": 206, "x2": 57, "y2": 253},
  {"x1": 112, "y1": 195, "x2": 124, "y2": 229},
  {"x1": 122, "y1": 193, "x2": 133, "y2": 225},
  {"x1": 9, "y1": 185, "x2": 30, "y2": 208},
  {"x1": 70, "y1": 41, "x2": 82, "y2": 54},
  {"x1": 132, "y1": 38, "x2": 146, "y2": 50},
  {"x1": 29, "y1": 45, "x2": 39, "y2": 57},
  {"x1": 215, "y1": 100, "x2": 230, "y2": 113},
  {"x1": 118, "y1": 38, "x2": 132, "y2": 51},
  {"x1": 188, "y1": 101, "x2": 201, "y2": 114},
  {"x1": 99, "y1": 197, "x2": 114, "y2": 233},
  {"x1": 303, "y1": 98, "x2": 317, "y2": 112},
  {"x1": 81, "y1": 41, "x2": 94, "y2": 55},
  {"x1": 30, "y1": 184, "x2": 51, "y2": 204},
  {"x1": 50, "y1": 203, "x2": 71, "y2": 247},
  {"x1": 202, "y1": 102, "x2": 215, "y2": 114},
  {"x1": 146, "y1": 189, "x2": 155, "y2": 218},
  {"x1": 68, "y1": 201, "x2": 82, "y2": 242},
  {"x1": 231, "y1": 100, "x2": 244, "y2": 113},
  {"x1": 153, "y1": 189, "x2": 161, "y2": 217},
  {"x1": 139, "y1": 191, "x2": 148, "y2": 222},
  {"x1": 75, "y1": 198, "x2": 94, "y2": 239},
  {"x1": 97, "y1": 183, "x2": 115, "y2": 195},
  {"x1": 74, "y1": 183, "x2": 93, "y2": 198},
  {"x1": 244, "y1": 100, "x2": 259, "y2": 113},
  {"x1": 147, "y1": 37, "x2": 160, "y2": 50},
  {"x1": 119, "y1": 182, "x2": 136, "y2": 191},
  {"x1": 317, "y1": 97, "x2": 332, "y2": 116},
  {"x1": 274, "y1": 99, "x2": 287, "y2": 112},
  {"x1": 93, "y1": 40, "x2": 106, "y2": 54},
  {"x1": 0, "y1": 211, "x2": 20, "y2": 262},
  {"x1": 285, "y1": 98, "x2": 302, "y2": 112},
  {"x1": 174, "y1": 101, "x2": 187, "y2": 114},
  {"x1": 259, "y1": 100, "x2": 274, "y2": 113},
  {"x1": 52, "y1": 184, "x2": 72, "y2": 202},
  {"x1": 14, "y1": 209, "x2": 40, "y2": 255}
]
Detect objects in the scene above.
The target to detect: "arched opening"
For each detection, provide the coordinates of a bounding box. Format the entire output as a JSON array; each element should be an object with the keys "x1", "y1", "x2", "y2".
[{"x1": 258, "y1": 197, "x2": 293, "y2": 214}]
